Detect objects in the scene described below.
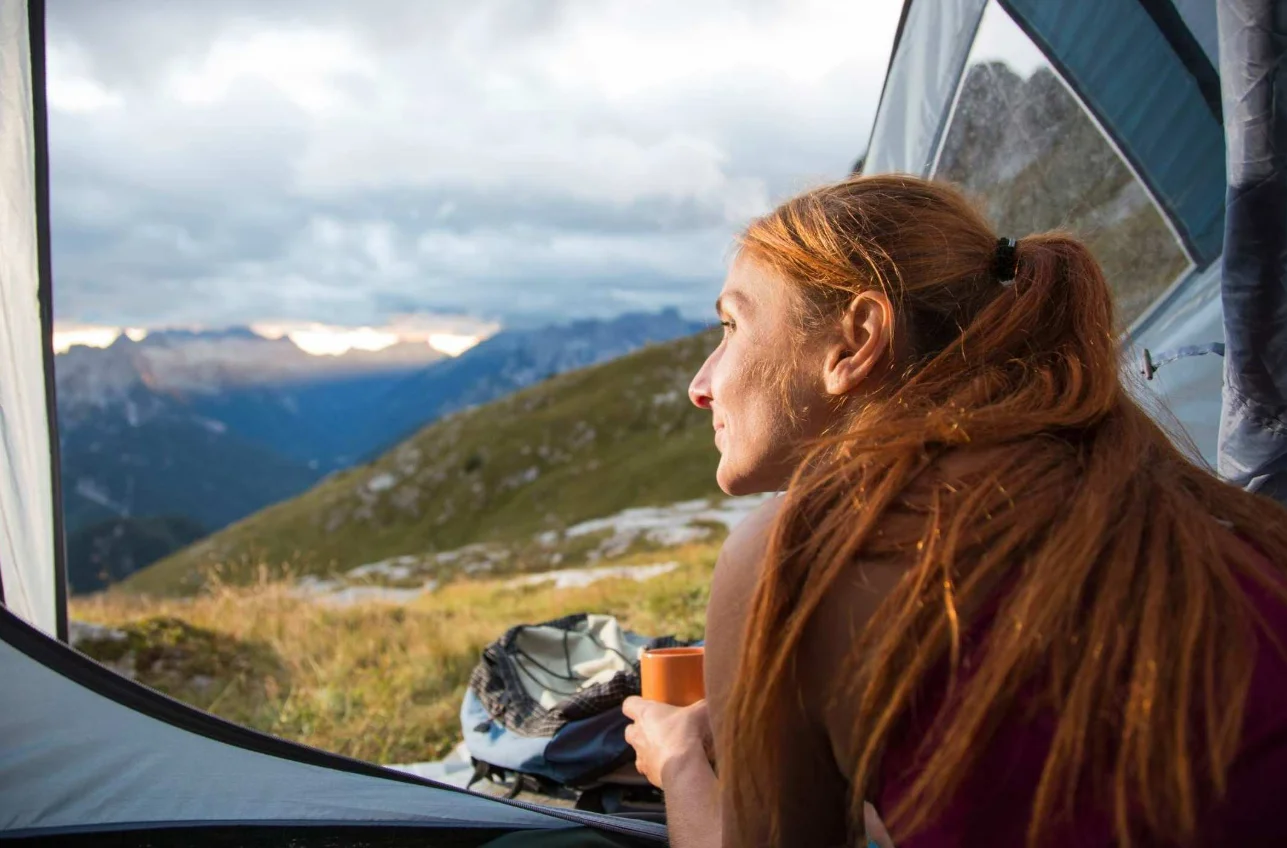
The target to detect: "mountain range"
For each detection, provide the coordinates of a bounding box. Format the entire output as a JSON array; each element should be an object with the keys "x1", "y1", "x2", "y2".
[
  {"x1": 127, "y1": 328, "x2": 724, "y2": 595},
  {"x1": 58, "y1": 309, "x2": 706, "y2": 591}
]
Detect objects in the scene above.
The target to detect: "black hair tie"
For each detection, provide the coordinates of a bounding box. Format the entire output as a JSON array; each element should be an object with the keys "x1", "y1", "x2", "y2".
[{"x1": 994, "y1": 237, "x2": 1018, "y2": 284}]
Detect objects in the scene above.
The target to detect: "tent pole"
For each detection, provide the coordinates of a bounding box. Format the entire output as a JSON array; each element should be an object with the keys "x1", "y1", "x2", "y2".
[{"x1": 26, "y1": 0, "x2": 69, "y2": 641}]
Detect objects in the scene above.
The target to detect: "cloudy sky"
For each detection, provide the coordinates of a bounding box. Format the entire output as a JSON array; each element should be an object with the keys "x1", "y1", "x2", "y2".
[{"x1": 46, "y1": 0, "x2": 902, "y2": 348}]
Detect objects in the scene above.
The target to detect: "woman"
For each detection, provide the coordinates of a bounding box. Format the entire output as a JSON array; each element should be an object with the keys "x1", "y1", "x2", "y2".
[{"x1": 622, "y1": 175, "x2": 1287, "y2": 847}]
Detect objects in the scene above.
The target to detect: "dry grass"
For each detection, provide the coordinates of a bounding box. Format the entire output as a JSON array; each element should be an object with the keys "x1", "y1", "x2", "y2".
[{"x1": 71, "y1": 543, "x2": 719, "y2": 765}]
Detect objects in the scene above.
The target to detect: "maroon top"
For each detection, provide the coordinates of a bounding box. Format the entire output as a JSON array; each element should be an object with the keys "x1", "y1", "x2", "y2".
[{"x1": 877, "y1": 553, "x2": 1287, "y2": 846}]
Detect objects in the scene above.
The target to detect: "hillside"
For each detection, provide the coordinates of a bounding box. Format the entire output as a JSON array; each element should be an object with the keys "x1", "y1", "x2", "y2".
[
  {"x1": 365, "y1": 308, "x2": 708, "y2": 458},
  {"x1": 128, "y1": 330, "x2": 724, "y2": 594}
]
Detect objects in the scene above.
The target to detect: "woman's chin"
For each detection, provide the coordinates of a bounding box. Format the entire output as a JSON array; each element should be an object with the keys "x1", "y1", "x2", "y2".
[{"x1": 716, "y1": 464, "x2": 770, "y2": 497}]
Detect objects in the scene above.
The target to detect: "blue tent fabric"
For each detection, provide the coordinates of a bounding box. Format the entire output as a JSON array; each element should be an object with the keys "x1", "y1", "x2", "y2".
[
  {"x1": 1216, "y1": 0, "x2": 1287, "y2": 500},
  {"x1": 1172, "y1": 0, "x2": 1223, "y2": 64}
]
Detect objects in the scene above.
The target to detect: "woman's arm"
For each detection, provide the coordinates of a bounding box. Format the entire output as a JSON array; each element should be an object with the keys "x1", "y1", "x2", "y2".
[
  {"x1": 626, "y1": 495, "x2": 899, "y2": 846},
  {"x1": 703, "y1": 497, "x2": 853, "y2": 847},
  {"x1": 622, "y1": 697, "x2": 721, "y2": 848}
]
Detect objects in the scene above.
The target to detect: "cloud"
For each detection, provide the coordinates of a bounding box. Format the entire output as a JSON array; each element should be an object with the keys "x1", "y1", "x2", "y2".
[{"x1": 44, "y1": 0, "x2": 901, "y2": 330}]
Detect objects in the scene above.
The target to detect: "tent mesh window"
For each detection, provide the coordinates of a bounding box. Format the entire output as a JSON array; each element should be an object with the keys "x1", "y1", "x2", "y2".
[{"x1": 933, "y1": 2, "x2": 1192, "y2": 326}]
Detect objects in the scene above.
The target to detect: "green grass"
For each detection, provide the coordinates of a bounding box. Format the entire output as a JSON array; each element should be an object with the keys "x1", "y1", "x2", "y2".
[
  {"x1": 75, "y1": 541, "x2": 720, "y2": 764},
  {"x1": 127, "y1": 330, "x2": 723, "y2": 595}
]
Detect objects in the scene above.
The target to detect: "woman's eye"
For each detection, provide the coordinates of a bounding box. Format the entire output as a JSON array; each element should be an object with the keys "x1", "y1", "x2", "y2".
[{"x1": 720, "y1": 320, "x2": 735, "y2": 333}]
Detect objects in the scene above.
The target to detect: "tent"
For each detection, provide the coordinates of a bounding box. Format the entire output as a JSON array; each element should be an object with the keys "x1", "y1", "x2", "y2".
[
  {"x1": 2, "y1": 0, "x2": 1284, "y2": 844},
  {"x1": 865, "y1": 0, "x2": 1287, "y2": 498}
]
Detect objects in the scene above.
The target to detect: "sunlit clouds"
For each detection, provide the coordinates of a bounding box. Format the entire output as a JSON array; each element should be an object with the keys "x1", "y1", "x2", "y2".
[
  {"x1": 45, "y1": 0, "x2": 901, "y2": 333},
  {"x1": 52, "y1": 323, "x2": 147, "y2": 353},
  {"x1": 55, "y1": 317, "x2": 495, "y2": 358}
]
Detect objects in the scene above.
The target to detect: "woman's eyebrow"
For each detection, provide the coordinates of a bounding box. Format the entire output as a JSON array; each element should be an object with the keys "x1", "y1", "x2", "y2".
[{"x1": 715, "y1": 290, "x2": 750, "y2": 317}]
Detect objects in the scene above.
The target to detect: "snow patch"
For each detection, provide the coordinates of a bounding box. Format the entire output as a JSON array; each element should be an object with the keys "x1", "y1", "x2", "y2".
[
  {"x1": 500, "y1": 465, "x2": 541, "y2": 490},
  {"x1": 366, "y1": 472, "x2": 398, "y2": 493},
  {"x1": 74, "y1": 478, "x2": 130, "y2": 514},
  {"x1": 652, "y1": 389, "x2": 681, "y2": 406},
  {"x1": 646, "y1": 525, "x2": 712, "y2": 548},
  {"x1": 559, "y1": 493, "x2": 776, "y2": 560},
  {"x1": 347, "y1": 556, "x2": 419, "y2": 582},
  {"x1": 505, "y1": 561, "x2": 679, "y2": 591},
  {"x1": 191, "y1": 415, "x2": 228, "y2": 434},
  {"x1": 288, "y1": 495, "x2": 774, "y2": 603}
]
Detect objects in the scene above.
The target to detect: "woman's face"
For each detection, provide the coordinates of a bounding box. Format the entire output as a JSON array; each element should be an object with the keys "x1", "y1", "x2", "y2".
[{"x1": 688, "y1": 257, "x2": 844, "y2": 496}]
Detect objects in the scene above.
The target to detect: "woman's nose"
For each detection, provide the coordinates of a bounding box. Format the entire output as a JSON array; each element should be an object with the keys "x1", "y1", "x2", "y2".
[{"x1": 689, "y1": 364, "x2": 713, "y2": 410}]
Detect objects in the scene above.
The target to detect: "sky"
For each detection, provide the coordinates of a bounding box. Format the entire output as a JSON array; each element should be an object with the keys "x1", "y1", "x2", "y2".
[{"x1": 45, "y1": 0, "x2": 903, "y2": 353}]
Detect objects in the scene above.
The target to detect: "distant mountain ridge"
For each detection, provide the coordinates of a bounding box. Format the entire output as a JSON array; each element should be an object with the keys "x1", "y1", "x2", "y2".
[
  {"x1": 57, "y1": 310, "x2": 706, "y2": 591},
  {"x1": 368, "y1": 308, "x2": 709, "y2": 456},
  {"x1": 57, "y1": 326, "x2": 446, "y2": 406}
]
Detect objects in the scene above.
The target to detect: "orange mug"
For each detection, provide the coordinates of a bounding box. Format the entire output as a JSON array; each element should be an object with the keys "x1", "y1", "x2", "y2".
[{"x1": 640, "y1": 646, "x2": 705, "y2": 706}]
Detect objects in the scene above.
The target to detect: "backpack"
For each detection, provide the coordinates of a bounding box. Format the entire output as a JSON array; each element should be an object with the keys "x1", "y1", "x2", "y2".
[{"x1": 461, "y1": 613, "x2": 695, "y2": 794}]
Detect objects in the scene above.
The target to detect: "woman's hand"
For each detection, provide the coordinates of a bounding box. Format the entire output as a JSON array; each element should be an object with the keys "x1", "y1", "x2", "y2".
[{"x1": 621, "y1": 696, "x2": 713, "y2": 790}]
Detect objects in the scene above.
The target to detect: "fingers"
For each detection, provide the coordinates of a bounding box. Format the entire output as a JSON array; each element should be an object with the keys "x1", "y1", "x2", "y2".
[{"x1": 621, "y1": 696, "x2": 644, "y2": 720}]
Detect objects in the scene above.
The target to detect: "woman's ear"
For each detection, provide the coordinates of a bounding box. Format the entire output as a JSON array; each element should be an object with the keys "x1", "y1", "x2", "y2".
[{"x1": 822, "y1": 290, "x2": 894, "y2": 396}]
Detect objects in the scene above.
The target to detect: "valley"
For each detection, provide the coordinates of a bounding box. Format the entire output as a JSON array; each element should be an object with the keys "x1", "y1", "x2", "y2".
[{"x1": 58, "y1": 309, "x2": 705, "y2": 591}]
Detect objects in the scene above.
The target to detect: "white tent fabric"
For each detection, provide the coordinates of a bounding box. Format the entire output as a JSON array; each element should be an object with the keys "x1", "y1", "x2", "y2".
[
  {"x1": 0, "y1": 0, "x2": 57, "y2": 637},
  {"x1": 1130, "y1": 262, "x2": 1226, "y2": 465},
  {"x1": 863, "y1": 0, "x2": 988, "y2": 176}
]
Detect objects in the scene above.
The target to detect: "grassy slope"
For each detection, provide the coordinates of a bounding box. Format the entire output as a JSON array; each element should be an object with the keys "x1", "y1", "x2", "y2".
[
  {"x1": 128, "y1": 330, "x2": 722, "y2": 595},
  {"x1": 75, "y1": 541, "x2": 719, "y2": 764}
]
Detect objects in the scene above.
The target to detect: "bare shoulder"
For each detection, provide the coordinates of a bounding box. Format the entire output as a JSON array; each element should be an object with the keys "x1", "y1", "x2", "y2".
[
  {"x1": 704, "y1": 495, "x2": 784, "y2": 716},
  {"x1": 713, "y1": 494, "x2": 783, "y2": 595}
]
